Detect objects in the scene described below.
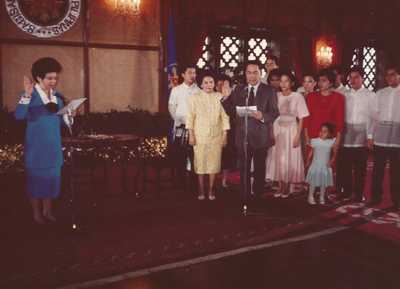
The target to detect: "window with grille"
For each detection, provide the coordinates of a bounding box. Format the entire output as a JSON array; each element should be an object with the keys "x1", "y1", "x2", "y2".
[
  {"x1": 351, "y1": 46, "x2": 377, "y2": 90},
  {"x1": 247, "y1": 38, "x2": 272, "y2": 77},
  {"x1": 196, "y1": 37, "x2": 214, "y2": 69},
  {"x1": 196, "y1": 32, "x2": 273, "y2": 76},
  {"x1": 219, "y1": 36, "x2": 243, "y2": 70}
]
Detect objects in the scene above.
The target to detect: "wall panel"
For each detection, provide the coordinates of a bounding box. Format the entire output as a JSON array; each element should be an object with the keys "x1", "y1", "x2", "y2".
[
  {"x1": 2, "y1": 44, "x2": 84, "y2": 111},
  {"x1": 89, "y1": 48, "x2": 159, "y2": 112}
]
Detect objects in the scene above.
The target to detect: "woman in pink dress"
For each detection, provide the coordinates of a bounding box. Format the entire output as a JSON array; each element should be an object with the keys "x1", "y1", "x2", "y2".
[{"x1": 266, "y1": 71, "x2": 310, "y2": 197}]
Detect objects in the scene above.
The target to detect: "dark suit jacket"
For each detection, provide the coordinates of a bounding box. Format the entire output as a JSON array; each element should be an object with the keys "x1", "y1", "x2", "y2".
[{"x1": 222, "y1": 82, "x2": 279, "y2": 150}]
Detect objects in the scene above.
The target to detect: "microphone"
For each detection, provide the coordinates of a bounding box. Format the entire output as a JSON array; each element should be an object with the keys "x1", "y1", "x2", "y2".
[
  {"x1": 67, "y1": 114, "x2": 73, "y2": 136},
  {"x1": 63, "y1": 109, "x2": 74, "y2": 136}
]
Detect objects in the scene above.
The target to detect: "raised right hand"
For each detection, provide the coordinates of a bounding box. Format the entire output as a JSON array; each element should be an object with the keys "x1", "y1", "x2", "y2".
[{"x1": 23, "y1": 76, "x2": 34, "y2": 97}]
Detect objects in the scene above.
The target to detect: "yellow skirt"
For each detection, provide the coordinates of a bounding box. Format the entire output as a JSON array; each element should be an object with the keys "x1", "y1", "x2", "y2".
[{"x1": 193, "y1": 137, "x2": 223, "y2": 174}]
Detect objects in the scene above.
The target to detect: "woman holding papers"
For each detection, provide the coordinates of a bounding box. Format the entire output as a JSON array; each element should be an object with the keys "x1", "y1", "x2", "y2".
[
  {"x1": 15, "y1": 57, "x2": 71, "y2": 224},
  {"x1": 187, "y1": 72, "x2": 230, "y2": 200},
  {"x1": 266, "y1": 71, "x2": 309, "y2": 198}
]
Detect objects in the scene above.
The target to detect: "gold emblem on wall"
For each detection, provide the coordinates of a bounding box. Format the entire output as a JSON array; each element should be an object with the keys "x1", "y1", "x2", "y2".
[{"x1": 5, "y1": 0, "x2": 81, "y2": 38}]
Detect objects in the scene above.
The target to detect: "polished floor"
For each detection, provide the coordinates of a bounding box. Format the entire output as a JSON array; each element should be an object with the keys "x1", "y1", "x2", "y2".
[
  {"x1": 2, "y1": 165, "x2": 399, "y2": 289},
  {"x1": 86, "y1": 228, "x2": 400, "y2": 289}
]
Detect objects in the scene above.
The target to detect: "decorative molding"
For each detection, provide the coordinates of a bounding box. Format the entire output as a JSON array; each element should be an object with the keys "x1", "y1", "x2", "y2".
[{"x1": 0, "y1": 38, "x2": 160, "y2": 51}]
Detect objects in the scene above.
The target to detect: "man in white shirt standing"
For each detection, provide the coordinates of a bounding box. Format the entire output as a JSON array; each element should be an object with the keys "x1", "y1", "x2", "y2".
[
  {"x1": 336, "y1": 67, "x2": 376, "y2": 201},
  {"x1": 261, "y1": 54, "x2": 279, "y2": 84},
  {"x1": 370, "y1": 65, "x2": 400, "y2": 209},
  {"x1": 168, "y1": 64, "x2": 200, "y2": 189}
]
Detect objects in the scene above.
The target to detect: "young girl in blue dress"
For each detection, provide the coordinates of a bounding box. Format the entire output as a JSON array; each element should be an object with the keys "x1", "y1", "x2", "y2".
[
  {"x1": 305, "y1": 122, "x2": 337, "y2": 205},
  {"x1": 15, "y1": 57, "x2": 71, "y2": 224}
]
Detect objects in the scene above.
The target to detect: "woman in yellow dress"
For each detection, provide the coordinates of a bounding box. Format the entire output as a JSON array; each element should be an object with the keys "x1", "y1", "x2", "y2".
[{"x1": 187, "y1": 72, "x2": 230, "y2": 200}]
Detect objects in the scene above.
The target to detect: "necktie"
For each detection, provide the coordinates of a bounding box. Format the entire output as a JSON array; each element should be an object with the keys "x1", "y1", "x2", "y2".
[{"x1": 248, "y1": 86, "x2": 255, "y2": 106}]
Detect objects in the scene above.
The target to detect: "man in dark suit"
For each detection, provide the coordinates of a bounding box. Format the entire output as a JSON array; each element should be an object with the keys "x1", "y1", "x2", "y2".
[{"x1": 221, "y1": 60, "x2": 279, "y2": 202}]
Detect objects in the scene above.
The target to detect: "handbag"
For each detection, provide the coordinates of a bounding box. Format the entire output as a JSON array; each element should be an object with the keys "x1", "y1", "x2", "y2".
[{"x1": 174, "y1": 125, "x2": 189, "y2": 147}]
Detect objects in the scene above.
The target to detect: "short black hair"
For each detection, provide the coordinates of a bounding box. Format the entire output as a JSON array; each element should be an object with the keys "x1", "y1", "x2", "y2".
[
  {"x1": 217, "y1": 74, "x2": 232, "y2": 86},
  {"x1": 280, "y1": 69, "x2": 297, "y2": 85},
  {"x1": 329, "y1": 65, "x2": 344, "y2": 75},
  {"x1": 31, "y1": 57, "x2": 62, "y2": 82},
  {"x1": 317, "y1": 68, "x2": 336, "y2": 84},
  {"x1": 267, "y1": 68, "x2": 282, "y2": 83},
  {"x1": 386, "y1": 64, "x2": 400, "y2": 74},
  {"x1": 302, "y1": 72, "x2": 317, "y2": 81},
  {"x1": 245, "y1": 60, "x2": 262, "y2": 71},
  {"x1": 321, "y1": 122, "x2": 335, "y2": 135},
  {"x1": 266, "y1": 54, "x2": 279, "y2": 65},
  {"x1": 348, "y1": 66, "x2": 364, "y2": 78},
  {"x1": 199, "y1": 70, "x2": 216, "y2": 84},
  {"x1": 179, "y1": 64, "x2": 197, "y2": 75}
]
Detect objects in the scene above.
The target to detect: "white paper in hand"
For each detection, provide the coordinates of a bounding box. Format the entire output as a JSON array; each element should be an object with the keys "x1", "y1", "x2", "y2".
[
  {"x1": 236, "y1": 105, "x2": 257, "y2": 117},
  {"x1": 57, "y1": 98, "x2": 87, "y2": 115}
]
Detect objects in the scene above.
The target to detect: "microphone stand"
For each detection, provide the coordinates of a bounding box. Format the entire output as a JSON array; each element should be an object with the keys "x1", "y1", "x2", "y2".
[
  {"x1": 242, "y1": 93, "x2": 249, "y2": 216},
  {"x1": 241, "y1": 91, "x2": 270, "y2": 218},
  {"x1": 65, "y1": 113, "x2": 84, "y2": 234}
]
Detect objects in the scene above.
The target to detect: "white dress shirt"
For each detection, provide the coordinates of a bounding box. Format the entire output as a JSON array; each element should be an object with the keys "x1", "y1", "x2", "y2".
[
  {"x1": 343, "y1": 87, "x2": 376, "y2": 147},
  {"x1": 18, "y1": 94, "x2": 31, "y2": 105},
  {"x1": 35, "y1": 84, "x2": 58, "y2": 105},
  {"x1": 261, "y1": 73, "x2": 269, "y2": 85},
  {"x1": 18, "y1": 84, "x2": 58, "y2": 105},
  {"x1": 373, "y1": 84, "x2": 400, "y2": 147},
  {"x1": 18, "y1": 84, "x2": 73, "y2": 126},
  {"x1": 168, "y1": 82, "x2": 200, "y2": 127},
  {"x1": 335, "y1": 84, "x2": 347, "y2": 96},
  {"x1": 247, "y1": 81, "x2": 261, "y2": 98},
  {"x1": 297, "y1": 86, "x2": 306, "y2": 95}
]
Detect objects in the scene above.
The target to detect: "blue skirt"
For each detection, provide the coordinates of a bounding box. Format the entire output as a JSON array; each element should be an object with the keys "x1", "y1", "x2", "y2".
[
  {"x1": 26, "y1": 167, "x2": 61, "y2": 199},
  {"x1": 306, "y1": 165, "x2": 333, "y2": 188}
]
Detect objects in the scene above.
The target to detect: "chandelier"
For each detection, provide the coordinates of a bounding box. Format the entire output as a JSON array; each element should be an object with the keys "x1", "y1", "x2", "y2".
[
  {"x1": 114, "y1": 0, "x2": 141, "y2": 17},
  {"x1": 316, "y1": 46, "x2": 333, "y2": 68}
]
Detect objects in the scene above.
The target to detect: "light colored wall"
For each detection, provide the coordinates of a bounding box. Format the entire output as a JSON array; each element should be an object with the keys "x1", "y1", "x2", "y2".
[
  {"x1": 0, "y1": 0, "x2": 160, "y2": 112},
  {"x1": 90, "y1": 0, "x2": 160, "y2": 46},
  {"x1": 1, "y1": 44, "x2": 84, "y2": 111},
  {"x1": 89, "y1": 48, "x2": 159, "y2": 112}
]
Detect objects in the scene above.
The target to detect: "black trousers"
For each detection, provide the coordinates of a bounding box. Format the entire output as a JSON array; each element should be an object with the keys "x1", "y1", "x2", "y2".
[
  {"x1": 336, "y1": 147, "x2": 368, "y2": 199},
  {"x1": 371, "y1": 145, "x2": 400, "y2": 205},
  {"x1": 172, "y1": 136, "x2": 195, "y2": 188},
  {"x1": 238, "y1": 145, "x2": 268, "y2": 201}
]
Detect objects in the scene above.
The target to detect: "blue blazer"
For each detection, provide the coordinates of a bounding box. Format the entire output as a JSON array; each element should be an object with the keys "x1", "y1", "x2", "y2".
[{"x1": 15, "y1": 88, "x2": 65, "y2": 169}]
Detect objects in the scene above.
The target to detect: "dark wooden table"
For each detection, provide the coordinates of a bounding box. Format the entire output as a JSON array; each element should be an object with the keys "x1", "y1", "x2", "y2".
[{"x1": 62, "y1": 134, "x2": 142, "y2": 195}]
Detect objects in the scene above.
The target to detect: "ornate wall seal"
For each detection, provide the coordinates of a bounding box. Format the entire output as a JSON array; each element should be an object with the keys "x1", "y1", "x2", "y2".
[{"x1": 5, "y1": 0, "x2": 81, "y2": 38}]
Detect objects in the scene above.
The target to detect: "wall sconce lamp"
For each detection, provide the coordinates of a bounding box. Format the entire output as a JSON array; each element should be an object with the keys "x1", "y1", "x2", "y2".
[
  {"x1": 316, "y1": 45, "x2": 333, "y2": 68},
  {"x1": 115, "y1": 0, "x2": 141, "y2": 17}
]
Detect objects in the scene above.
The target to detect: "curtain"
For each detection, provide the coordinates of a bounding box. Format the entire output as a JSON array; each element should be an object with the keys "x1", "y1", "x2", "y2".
[
  {"x1": 175, "y1": 17, "x2": 209, "y2": 68},
  {"x1": 337, "y1": 35, "x2": 363, "y2": 71},
  {"x1": 289, "y1": 30, "x2": 314, "y2": 79}
]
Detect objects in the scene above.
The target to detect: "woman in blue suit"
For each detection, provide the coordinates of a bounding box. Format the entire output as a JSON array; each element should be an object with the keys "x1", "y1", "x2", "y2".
[{"x1": 15, "y1": 57, "x2": 70, "y2": 224}]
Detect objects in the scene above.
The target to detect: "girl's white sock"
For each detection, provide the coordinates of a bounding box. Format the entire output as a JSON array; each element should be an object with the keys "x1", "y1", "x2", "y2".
[
  {"x1": 320, "y1": 187, "x2": 326, "y2": 205},
  {"x1": 308, "y1": 186, "x2": 316, "y2": 205}
]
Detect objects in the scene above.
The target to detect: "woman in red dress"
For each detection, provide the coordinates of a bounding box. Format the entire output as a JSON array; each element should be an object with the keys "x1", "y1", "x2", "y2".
[{"x1": 304, "y1": 68, "x2": 345, "y2": 151}]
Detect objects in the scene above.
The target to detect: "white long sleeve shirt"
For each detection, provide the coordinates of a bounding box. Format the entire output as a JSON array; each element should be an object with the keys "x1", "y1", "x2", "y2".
[
  {"x1": 335, "y1": 84, "x2": 347, "y2": 96},
  {"x1": 261, "y1": 72, "x2": 269, "y2": 85},
  {"x1": 343, "y1": 87, "x2": 376, "y2": 147},
  {"x1": 373, "y1": 84, "x2": 400, "y2": 147},
  {"x1": 168, "y1": 82, "x2": 200, "y2": 127}
]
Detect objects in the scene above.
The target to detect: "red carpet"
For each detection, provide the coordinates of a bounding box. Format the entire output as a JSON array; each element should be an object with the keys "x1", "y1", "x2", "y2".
[{"x1": 1, "y1": 163, "x2": 399, "y2": 289}]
